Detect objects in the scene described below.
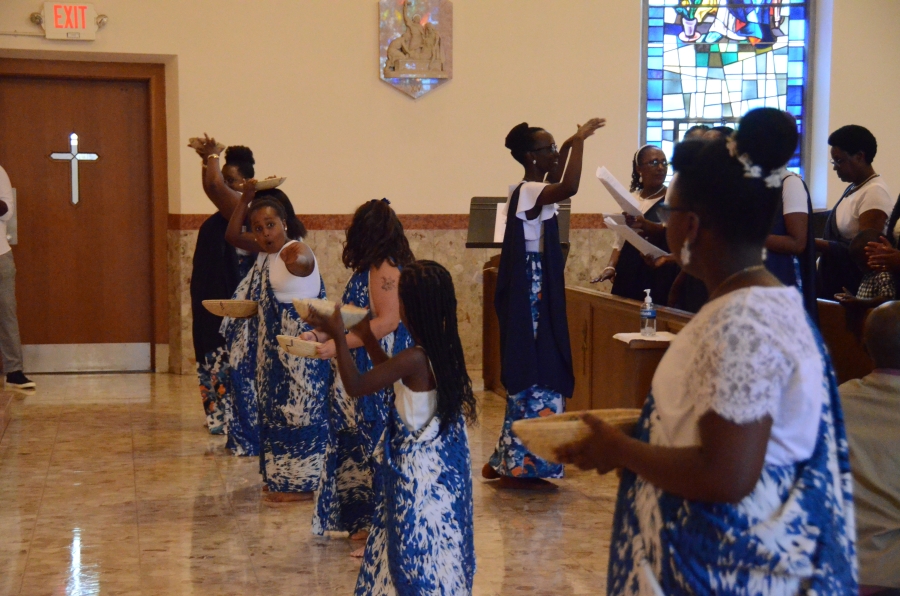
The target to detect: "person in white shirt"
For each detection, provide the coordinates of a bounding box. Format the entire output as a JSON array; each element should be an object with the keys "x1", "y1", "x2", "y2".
[
  {"x1": 817, "y1": 125, "x2": 894, "y2": 298},
  {"x1": 225, "y1": 181, "x2": 330, "y2": 503},
  {"x1": 0, "y1": 165, "x2": 34, "y2": 389}
]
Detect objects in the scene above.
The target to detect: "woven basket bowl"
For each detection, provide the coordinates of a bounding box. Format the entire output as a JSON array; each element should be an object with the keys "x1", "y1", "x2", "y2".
[
  {"x1": 202, "y1": 300, "x2": 258, "y2": 318},
  {"x1": 276, "y1": 335, "x2": 320, "y2": 358},
  {"x1": 293, "y1": 299, "x2": 369, "y2": 328},
  {"x1": 512, "y1": 408, "x2": 641, "y2": 464}
]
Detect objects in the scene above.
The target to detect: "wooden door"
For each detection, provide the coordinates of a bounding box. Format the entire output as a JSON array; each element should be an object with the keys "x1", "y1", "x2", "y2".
[{"x1": 0, "y1": 76, "x2": 152, "y2": 372}]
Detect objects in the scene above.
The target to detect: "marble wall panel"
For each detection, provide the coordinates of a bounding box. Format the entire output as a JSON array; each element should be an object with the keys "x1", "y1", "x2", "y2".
[{"x1": 167, "y1": 228, "x2": 616, "y2": 375}]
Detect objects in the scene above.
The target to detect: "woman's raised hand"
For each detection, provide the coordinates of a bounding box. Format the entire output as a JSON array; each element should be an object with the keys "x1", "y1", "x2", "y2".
[
  {"x1": 575, "y1": 118, "x2": 606, "y2": 140},
  {"x1": 241, "y1": 179, "x2": 256, "y2": 203}
]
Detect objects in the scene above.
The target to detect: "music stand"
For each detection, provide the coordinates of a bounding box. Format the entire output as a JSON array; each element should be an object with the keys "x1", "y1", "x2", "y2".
[{"x1": 465, "y1": 197, "x2": 570, "y2": 262}]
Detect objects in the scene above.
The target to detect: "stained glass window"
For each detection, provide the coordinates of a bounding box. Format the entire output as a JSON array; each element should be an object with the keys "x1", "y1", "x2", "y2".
[{"x1": 644, "y1": 1, "x2": 810, "y2": 174}]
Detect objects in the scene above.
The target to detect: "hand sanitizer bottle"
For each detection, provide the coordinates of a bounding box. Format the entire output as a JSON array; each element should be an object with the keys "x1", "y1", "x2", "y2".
[{"x1": 640, "y1": 289, "x2": 657, "y2": 337}]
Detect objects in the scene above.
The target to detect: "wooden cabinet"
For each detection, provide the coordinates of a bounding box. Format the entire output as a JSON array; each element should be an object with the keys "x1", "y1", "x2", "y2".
[
  {"x1": 482, "y1": 262, "x2": 873, "y2": 409},
  {"x1": 482, "y1": 261, "x2": 692, "y2": 410}
]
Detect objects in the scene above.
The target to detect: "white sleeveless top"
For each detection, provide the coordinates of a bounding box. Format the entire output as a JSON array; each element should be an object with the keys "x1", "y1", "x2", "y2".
[
  {"x1": 393, "y1": 356, "x2": 438, "y2": 432},
  {"x1": 268, "y1": 240, "x2": 321, "y2": 303}
]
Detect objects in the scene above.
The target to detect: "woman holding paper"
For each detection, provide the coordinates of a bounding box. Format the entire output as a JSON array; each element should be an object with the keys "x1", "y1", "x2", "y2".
[
  {"x1": 484, "y1": 118, "x2": 605, "y2": 490},
  {"x1": 594, "y1": 146, "x2": 678, "y2": 302}
]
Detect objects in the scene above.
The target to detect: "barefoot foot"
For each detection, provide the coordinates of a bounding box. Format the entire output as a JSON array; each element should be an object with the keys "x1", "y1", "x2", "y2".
[
  {"x1": 497, "y1": 476, "x2": 558, "y2": 491},
  {"x1": 481, "y1": 463, "x2": 500, "y2": 480},
  {"x1": 350, "y1": 546, "x2": 365, "y2": 558},
  {"x1": 262, "y1": 489, "x2": 314, "y2": 503},
  {"x1": 349, "y1": 530, "x2": 369, "y2": 541}
]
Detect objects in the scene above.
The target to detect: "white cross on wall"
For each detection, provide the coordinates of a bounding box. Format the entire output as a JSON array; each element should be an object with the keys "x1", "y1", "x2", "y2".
[{"x1": 50, "y1": 133, "x2": 99, "y2": 206}]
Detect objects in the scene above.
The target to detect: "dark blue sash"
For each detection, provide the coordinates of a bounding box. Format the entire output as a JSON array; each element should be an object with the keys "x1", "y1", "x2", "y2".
[{"x1": 494, "y1": 184, "x2": 574, "y2": 397}]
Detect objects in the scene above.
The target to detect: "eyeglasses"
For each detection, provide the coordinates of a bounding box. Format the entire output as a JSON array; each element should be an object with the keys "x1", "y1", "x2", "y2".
[
  {"x1": 656, "y1": 203, "x2": 691, "y2": 224},
  {"x1": 829, "y1": 158, "x2": 846, "y2": 166},
  {"x1": 532, "y1": 143, "x2": 558, "y2": 154},
  {"x1": 640, "y1": 159, "x2": 669, "y2": 168}
]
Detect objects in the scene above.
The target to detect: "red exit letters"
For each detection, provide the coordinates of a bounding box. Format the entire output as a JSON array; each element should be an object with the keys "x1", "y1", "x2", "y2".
[{"x1": 53, "y1": 4, "x2": 88, "y2": 29}]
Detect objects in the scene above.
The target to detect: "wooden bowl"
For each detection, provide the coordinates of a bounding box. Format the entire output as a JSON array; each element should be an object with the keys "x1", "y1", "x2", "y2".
[
  {"x1": 254, "y1": 176, "x2": 286, "y2": 191},
  {"x1": 511, "y1": 408, "x2": 641, "y2": 464},
  {"x1": 293, "y1": 299, "x2": 369, "y2": 328},
  {"x1": 202, "y1": 299, "x2": 258, "y2": 318},
  {"x1": 277, "y1": 335, "x2": 320, "y2": 358}
]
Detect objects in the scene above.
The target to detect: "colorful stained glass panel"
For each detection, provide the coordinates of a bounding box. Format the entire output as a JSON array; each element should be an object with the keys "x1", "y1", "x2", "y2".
[{"x1": 644, "y1": 1, "x2": 809, "y2": 174}]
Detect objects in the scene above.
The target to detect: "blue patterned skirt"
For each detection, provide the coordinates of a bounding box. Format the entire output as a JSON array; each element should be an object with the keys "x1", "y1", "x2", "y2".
[
  {"x1": 489, "y1": 253, "x2": 564, "y2": 479},
  {"x1": 313, "y1": 269, "x2": 414, "y2": 535},
  {"x1": 355, "y1": 409, "x2": 475, "y2": 596},
  {"x1": 197, "y1": 345, "x2": 229, "y2": 434},
  {"x1": 257, "y1": 266, "x2": 331, "y2": 492},
  {"x1": 221, "y1": 259, "x2": 262, "y2": 456},
  {"x1": 607, "y1": 338, "x2": 857, "y2": 594}
]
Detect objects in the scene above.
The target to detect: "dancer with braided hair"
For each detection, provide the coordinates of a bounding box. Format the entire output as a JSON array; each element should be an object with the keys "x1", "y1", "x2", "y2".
[
  {"x1": 486, "y1": 117, "x2": 605, "y2": 490},
  {"x1": 308, "y1": 260, "x2": 476, "y2": 596}
]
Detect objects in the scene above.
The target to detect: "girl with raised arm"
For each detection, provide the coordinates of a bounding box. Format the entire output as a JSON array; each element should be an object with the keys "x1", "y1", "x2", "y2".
[
  {"x1": 226, "y1": 181, "x2": 330, "y2": 502},
  {"x1": 309, "y1": 260, "x2": 476, "y2": 596},
  {"x1": 485, "y1": 117, "x2": 605, "y2": 490},
  {"x1": 189, "y1": 140, "x2": 253, "y2": 435}
]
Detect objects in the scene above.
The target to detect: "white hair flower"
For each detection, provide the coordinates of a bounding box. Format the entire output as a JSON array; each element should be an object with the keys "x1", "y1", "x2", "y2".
[
  {"x1": 764, "y1": 167, "x2": 788, "y2": 189},
  {"x1": 738, "y1": 153, "x2": 762, "y2": 179}
]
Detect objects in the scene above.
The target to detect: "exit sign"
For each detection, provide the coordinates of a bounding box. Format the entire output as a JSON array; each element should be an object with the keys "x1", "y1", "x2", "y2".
[{"x1": 42, "y1": 3, "x2": 99, "y2": 40}]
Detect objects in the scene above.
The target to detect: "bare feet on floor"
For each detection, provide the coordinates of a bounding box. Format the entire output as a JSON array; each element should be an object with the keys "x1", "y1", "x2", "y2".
[
  {"x1": 349, "y1": 530, "x2": 369, "y2": 541},
  {"x1": 350, "y1": 546, "x2": 365, "y2": 558},
  {"x1": 261, "y1": 488, "x2": 314, "y2": 502},
  {"x1": 497, "y1": 476, "x2": 558, "y2": 491},
  {"x1": 481, "y1": 463, "x2": 500, "y2": 479}
]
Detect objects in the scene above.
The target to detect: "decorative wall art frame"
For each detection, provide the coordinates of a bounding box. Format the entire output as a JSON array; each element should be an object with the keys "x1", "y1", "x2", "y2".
[{"x1": 379, "y1": 0, "x2": 453, "y2": 99}]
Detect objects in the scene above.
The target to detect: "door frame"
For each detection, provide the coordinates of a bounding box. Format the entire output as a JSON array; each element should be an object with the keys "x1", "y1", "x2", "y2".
[{"x1": 0, "y1": 58, "x2": 168, "y2": 370}]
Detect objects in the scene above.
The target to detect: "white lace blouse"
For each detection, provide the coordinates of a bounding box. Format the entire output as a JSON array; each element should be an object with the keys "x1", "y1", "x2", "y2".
[{"x1": 650, "y1": 286, "x2": 826, "y2": 466}]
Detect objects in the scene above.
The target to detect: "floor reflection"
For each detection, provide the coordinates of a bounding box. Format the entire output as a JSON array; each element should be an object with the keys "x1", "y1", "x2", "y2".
[{"x1": 0, "y1": 373, "x2": 618, "y2": 595}]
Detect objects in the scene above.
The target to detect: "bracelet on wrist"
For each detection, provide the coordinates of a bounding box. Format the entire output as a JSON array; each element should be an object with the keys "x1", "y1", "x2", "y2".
[
  {"x1": 207, "y1": 153, "x2": 219, "y2": 161},
  {"x1": 603, "y1": 266, "x2": 616, "y2": 272},
  {"x1": 311, "y1": 331, "x2": 320, "y2": 342}
]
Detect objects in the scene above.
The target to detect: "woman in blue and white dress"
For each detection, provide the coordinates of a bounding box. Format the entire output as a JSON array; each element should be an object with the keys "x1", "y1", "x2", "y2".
[
  {"x1": 302, "y1": 199, "x2": 414, "y2": 544},
  {"x1": 309, "y1": 260, "x2": 476, "y2": 596},
  {"x1": 557, "y1": 109, "x2": 857, "y2": 593},
  {"x1": 487, "y1": 117, "x2": 604, "y2": 489},
  {"x1": 226, "y1": 181, "x2": 331, "y2": 501}
]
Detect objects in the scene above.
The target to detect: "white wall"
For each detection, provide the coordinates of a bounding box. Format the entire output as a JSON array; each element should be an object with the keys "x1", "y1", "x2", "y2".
[
  {"x1": 826, "y1": 0, "x2": 900, "y2": 206},
  {"x1": 1, "y1": 0, "x2": 898, "y2": 214}
]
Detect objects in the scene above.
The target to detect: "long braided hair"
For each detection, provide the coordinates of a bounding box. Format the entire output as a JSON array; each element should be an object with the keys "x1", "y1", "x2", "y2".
[{"x1": 398, "y1": 260, "x2": 477, "y2": 428}]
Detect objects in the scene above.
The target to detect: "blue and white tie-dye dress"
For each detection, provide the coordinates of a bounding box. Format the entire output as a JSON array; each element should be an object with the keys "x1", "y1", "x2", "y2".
[
  {"x1": 607, "y1": 287, "x2": 857, "y2": 594},
  {"x1": 312, "y1": 269, "x2": 413, "y2": 536},
  {"x1": 220, "y1": 253, "x2": 265, "y2": 456},
  {"x1": 256, "y1": 248, "x2": 332, "y2": 492},
  {"x1": 355, "y1": 402, "x2": 475, "y2": 596}
]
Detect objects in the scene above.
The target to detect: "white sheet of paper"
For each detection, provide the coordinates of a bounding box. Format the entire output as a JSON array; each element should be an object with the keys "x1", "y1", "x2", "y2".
[
  {"x1": 613, "y1": 331, "x2": 676, "y2": 344},
  {"x1": 603, "y1": 213, "x2": 627, "y2": 226},
  {"x1": 493, "y1": 202, "x2": 508, "y2": 243},
  {"x1": 603, "y1": 216, "x2": 670, "y2": 260},
  {"x1": 596, "y1": 167, "x2": 642, "y2": 217}
]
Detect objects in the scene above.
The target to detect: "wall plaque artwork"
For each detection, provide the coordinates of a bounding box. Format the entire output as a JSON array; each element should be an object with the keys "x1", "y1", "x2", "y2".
[{"x1": 379, "y1": 0, "x2": 452, "y2": 99}]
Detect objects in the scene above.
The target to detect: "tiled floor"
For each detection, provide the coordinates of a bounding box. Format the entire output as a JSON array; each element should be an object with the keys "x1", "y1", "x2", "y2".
[{"x1": 0, "y1": 373, "x2": 618, "y2": 596}]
